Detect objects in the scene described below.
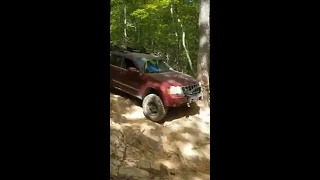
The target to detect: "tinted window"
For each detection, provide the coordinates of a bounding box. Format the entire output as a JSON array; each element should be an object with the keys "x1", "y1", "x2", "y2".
[{"x1": 110, "y1": 55, "x2": 123, "y2": 67}]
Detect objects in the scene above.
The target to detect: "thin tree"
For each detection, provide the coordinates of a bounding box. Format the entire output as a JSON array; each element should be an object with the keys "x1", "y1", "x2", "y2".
[{"x1": 197, "y1": 0, "x2": 210, "y2": 107}]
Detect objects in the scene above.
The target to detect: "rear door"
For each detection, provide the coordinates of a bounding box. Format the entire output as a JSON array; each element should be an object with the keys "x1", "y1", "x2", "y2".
[
  {"x1": 110, "y1": 53, "x2": 137, "y2": 95},
  {"x1": 110, "y1": 53, "x2": 124, "y2": 89}
]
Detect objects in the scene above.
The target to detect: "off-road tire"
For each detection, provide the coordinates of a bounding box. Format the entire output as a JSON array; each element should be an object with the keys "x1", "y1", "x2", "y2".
[{"x1": 142, "y1": 94, "x2": 167, "y2": 122}]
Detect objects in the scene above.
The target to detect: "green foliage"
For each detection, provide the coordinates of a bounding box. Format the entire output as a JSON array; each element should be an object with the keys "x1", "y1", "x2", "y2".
[{"x1": 110, "y1": 0, "x2": 200, "y2": 76}]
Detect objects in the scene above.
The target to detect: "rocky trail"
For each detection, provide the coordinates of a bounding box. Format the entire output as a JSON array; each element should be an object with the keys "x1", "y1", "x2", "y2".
[{"x1": 110, "y1": 89, "x2": 210, "y2": 180}]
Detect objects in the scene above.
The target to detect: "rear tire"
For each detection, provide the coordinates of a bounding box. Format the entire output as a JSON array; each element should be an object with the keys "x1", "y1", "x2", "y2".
[{"x1": 142, "y1": 94, "x2": 167, "y2": 122}]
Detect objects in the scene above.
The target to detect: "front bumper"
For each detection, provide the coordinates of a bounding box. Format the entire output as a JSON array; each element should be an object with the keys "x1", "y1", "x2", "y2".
[
  {"x1": 165, "y1": 93, "x2": 202, "y2": 107},
  {"x1": 186, "y1": 93, "x2": 202, "y2": 103}
]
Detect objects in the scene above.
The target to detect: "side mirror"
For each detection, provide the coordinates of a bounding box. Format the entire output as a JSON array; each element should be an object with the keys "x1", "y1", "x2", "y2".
[{"x1": 128, "y1": 67, "x2": 139, "y2": 73}]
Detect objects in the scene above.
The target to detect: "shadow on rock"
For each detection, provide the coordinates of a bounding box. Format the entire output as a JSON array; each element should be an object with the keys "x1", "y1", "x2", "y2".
[{"x1": 160, "y1": 103, "x2": 200, "y2": 123}]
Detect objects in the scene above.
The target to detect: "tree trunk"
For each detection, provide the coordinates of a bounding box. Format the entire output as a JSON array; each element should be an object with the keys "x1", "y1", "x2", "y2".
[
  {"x1": 123, "y1": 0, "x2": 128, "y2": 48},
  {"x1": 174, "y1": 4, "x2": 180, "y2": 65},
  {"x1": 178, "y1": 18, "x2": 194, "y2": 75},
  {"x1": 170, "y1": 2, "x2": 179, "y2": 64},
  {"x1": 174, "y1": 4, "x2": 193, "y2": 75},
  {"x1": 197, "y1": 0, "x2": 210, "y2": 107}
]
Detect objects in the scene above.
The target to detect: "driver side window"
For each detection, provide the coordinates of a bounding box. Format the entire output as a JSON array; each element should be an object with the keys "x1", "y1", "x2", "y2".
[{"x1": 124, "y1": 58, "x2": 137, "y2": 69}]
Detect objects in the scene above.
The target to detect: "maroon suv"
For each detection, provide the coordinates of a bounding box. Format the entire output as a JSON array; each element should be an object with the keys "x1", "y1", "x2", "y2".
[{"x1": 110, "y1": 49, "x2": 202, "y2": 121}]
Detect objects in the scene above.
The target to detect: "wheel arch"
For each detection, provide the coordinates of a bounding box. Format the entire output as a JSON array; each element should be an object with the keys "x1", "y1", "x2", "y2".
[{"x1": 142, "y1": 87, "x2": 163, "y2": 100}]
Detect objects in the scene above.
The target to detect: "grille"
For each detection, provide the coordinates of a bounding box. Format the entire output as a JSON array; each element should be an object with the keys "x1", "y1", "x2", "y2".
[{"x1": 182, "y1": 83, "x2": 201, "y2": 95}]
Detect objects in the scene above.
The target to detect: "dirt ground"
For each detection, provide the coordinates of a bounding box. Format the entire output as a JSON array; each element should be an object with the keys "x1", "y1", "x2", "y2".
[{"x1": 110, "y1": 89, "x2": 210, "y2": 180}]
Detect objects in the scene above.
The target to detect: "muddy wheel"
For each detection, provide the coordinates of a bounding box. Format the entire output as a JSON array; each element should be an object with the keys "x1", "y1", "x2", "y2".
[{"x1": 142, "y1": 94, "x2": 167, "y2": 122}]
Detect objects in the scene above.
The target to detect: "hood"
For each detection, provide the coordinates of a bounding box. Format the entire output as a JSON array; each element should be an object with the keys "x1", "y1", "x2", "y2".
[{"x1": 148, "y1": 70, "x2": 198, "y2": 86}]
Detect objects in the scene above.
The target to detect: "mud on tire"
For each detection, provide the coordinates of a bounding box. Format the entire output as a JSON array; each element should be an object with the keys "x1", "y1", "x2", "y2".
[{"x1": 142, "y1": 94, "x2": 167, "y2": 122}]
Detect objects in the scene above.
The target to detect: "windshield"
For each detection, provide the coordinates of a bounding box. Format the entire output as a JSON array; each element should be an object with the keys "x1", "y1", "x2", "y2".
[{"x1": 141, "y1": 59, "x2": 172, "y2": 73}]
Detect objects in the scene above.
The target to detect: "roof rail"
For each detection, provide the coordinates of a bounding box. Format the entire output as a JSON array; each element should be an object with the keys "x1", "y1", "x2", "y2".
[
  {"x1": 110, "y1": 45, "x2": 123, "y2": 51},
  {"x1": 126, "y1": 46, "x2": 147, "y2": 53},
  {"x1": 110, "y1": 45, "x2": 130, "y2": 53},
  {"x1": 110, "y1": 45, "x2": 151, "y2": 54}
]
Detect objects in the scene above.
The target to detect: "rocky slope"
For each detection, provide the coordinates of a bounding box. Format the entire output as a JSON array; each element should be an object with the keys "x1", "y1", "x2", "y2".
[{"x1": 110, "y1": 90, "x2": 210, "y2": 180}]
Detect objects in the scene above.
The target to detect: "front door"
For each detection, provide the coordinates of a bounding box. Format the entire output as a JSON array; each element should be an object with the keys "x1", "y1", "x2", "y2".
[{"x1": 122, "y1": 57, "x2": 143, "y2": 97}]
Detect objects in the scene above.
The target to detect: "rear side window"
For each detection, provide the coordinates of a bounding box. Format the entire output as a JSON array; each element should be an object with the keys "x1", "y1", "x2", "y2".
[{"x1": 110, "y1": 55, "x2": 123, "y2": 67}]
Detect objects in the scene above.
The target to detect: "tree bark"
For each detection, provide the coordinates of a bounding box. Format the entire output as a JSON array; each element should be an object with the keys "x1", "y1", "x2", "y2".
[{"x1": 197, "y1": 0, "x2": 210, "y2": 107}]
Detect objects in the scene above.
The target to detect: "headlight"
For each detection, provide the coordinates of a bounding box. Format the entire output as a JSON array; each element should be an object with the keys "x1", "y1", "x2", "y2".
[{"x1": 168, "y1": 86, "x2": 183, "y2": 95}]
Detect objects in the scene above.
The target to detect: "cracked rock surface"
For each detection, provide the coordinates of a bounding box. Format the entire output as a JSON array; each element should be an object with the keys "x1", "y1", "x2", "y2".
[{"x1": 110, "y1": 90, "x2": 210, "y2": 180}]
